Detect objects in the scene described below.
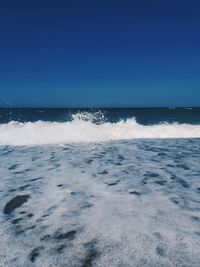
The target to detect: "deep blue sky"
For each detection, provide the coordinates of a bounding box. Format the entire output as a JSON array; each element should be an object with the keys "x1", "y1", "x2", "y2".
[{"x1": 0, "y1": 0, "x2": 200, "y2": 107}]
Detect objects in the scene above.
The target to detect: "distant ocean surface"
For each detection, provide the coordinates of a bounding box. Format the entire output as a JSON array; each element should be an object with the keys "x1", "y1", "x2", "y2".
[{"x1": 0, "y1": 108, "x2": 200, "y2": 266}]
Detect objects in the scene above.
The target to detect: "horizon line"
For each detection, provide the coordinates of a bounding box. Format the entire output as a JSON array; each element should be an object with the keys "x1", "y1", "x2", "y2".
[{"x1": 0, "y1": 106, "x2": 199, "y2": 109}]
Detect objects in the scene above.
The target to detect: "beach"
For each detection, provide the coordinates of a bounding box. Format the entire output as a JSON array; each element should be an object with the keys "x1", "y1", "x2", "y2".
[
  {"x1": 0, "y1": 137, "x2": 200, "y2": 266},
  {"x1": 1, "y1": 0, "x2": 200, "y2": 265}
]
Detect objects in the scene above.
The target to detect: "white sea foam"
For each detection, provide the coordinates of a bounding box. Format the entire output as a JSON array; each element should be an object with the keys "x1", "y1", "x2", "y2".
[
  {"x1": 1, "y1": 140, "x2": 200, "y2": 266},
  {"x1": 0, "y1": 113, "x2": 200, "y2": 146}
]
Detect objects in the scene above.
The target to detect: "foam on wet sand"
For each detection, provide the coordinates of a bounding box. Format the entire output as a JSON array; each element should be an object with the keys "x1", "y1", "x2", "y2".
[{"x1": 0, "y1": 139, "x2": 200, "y2": 266}]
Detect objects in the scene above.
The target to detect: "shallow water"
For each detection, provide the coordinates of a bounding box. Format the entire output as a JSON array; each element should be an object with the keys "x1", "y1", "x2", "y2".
[{"x1": 0, "y1": 139, "x2": 200, "y2": 266}]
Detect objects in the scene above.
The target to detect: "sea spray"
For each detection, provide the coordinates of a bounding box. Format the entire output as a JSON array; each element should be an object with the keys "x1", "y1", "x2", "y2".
[{"x1": 0, "y1": 112, "x2": 200, "y2": 146}]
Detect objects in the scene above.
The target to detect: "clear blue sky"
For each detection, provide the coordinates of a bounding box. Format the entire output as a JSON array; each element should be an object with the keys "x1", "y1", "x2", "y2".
[{"x1": 0, "y1": 0, "x2": 200, "y2": 107}]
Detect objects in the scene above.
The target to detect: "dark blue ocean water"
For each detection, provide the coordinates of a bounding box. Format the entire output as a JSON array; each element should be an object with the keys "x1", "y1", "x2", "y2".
[{"x1": 0, "y1": 107, "x2": 200, "y2": 125}]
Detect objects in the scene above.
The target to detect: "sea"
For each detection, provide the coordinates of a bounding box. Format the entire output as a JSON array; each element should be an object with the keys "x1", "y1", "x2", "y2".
[{"x1": 0, "y1": 108, "x2": 200, "y2": 267}]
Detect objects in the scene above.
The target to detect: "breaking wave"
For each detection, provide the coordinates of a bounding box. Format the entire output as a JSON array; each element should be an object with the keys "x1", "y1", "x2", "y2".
[{"x1": 0, "y1": 112, "x2": 200, "y2": 146}]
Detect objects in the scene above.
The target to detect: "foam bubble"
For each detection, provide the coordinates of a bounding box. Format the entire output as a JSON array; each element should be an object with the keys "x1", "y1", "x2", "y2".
[{"x1": 0, "y1": 113, "x2": 200, "y2": 146}]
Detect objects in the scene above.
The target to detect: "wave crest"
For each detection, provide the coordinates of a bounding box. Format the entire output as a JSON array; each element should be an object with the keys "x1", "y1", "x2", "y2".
[
  {"x1": 71, "y1": 111, "x2": 106, "y2": 123},
  {"x1": 0, "y1": 114, "x2": 200, "y2": 146}
]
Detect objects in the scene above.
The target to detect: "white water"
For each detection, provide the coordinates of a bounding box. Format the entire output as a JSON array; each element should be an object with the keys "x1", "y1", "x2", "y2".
[
  {"x1": 0, "y1": 116, "x2": 200, "y2": 146},
  {"x1": 1, "y1": 140, "x2": 200, "y2": 266}
]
